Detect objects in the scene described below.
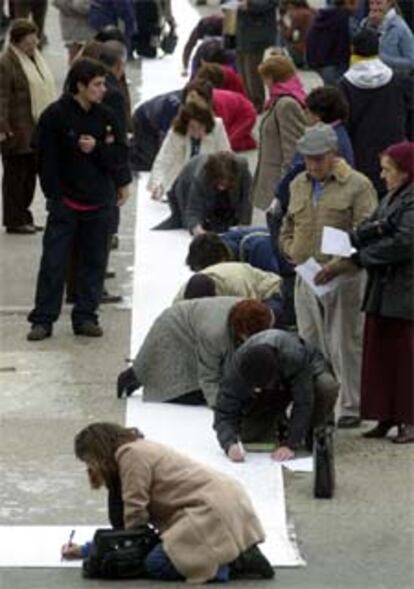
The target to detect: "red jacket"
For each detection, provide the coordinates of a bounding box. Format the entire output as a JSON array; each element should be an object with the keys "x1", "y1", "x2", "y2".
[
  {"x1": 212, "y1": 89, "x2": 257, "y2": 151},
  {"x1": 221, "y1": 66, "x2": 246, "y2": 96}
]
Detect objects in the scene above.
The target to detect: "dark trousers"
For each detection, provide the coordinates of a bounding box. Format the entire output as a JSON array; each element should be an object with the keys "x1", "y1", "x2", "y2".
[
  {"x1": 2, "y1": 153, "x2": 36, "y2": 228},
  {"x1": 65, "y1": 204, "x2": 118, "y2": 299},
  {"x1": 28, "y1": 201, "x2": 110, "y2": 328},
  {"x1": 11, "y1": 0, "x2": 48, "y2": 36},
  {"x1": 236, "y1": 51, "x2": 265, "y2": 112}
]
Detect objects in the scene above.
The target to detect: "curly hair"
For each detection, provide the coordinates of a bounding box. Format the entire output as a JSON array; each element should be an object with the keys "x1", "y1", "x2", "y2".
[
  {"x1": 172, "y1": 100, "x2": 215, "y2": 135},
  {"x1": 74, "y1": 422, "x2": 143, "y2": 488},
  {"x1": 186, "y1": 232, "x2": 233, "y2": 271},
  {"x1": 228, "y1": 300, "x2": 273, "y2": 344},
  {"x1": 305, "y1": 86, "x2": 349, "y2": 123}
]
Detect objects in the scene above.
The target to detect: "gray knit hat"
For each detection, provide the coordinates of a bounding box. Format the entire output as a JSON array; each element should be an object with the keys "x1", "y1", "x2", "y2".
[{"x1": 297, "y1": 124, "x2": 338, "y2": 155}]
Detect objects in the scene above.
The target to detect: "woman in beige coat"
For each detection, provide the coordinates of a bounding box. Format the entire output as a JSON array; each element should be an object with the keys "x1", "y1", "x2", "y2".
[
  {"x1": 62, "y1": 422, "x2": 274, "y2": 583},
  {"x1": 252, "y1": 55, "x2": 307, "y2": 210}
]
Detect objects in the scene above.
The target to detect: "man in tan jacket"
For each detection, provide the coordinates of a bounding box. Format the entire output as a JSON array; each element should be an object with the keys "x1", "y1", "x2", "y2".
[{"x1": 280, "y1": 124, "x2": 377, "y2": 428}]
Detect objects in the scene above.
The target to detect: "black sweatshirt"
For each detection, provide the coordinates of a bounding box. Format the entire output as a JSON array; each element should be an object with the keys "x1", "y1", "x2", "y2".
[{"x1": 36, "y1": 94, "x2": 131, "y2": 205}]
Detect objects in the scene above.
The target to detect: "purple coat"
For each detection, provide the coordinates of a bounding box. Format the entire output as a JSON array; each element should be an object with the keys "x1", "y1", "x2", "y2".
[{"x1": 88, "y1": 0, "x2": 136, "y2": 50}]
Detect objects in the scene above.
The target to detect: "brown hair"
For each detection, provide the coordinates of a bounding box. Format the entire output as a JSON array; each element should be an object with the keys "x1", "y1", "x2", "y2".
[
  {"x1": 196, "y1": 63, "x2": 225, "y2": 88},
  {"x1": 182, "y1": 79, "x2": 213, "y2": 106},
  {"x1": 204, "y1": 152, "x2": 240, "y2": 188},
  {"x1": 74, "y1": 422, "x2": 143, "y2": 487},
  {"x1": 9, "y1": 18, "x2": 38, "y2": 44},
  {"x1": 173, "y1": 100, "x2": 215, "y2": 135},
  {"x1": 229, "y1": 300, "x2": 273, "y2": 344},
  {"x1": 81, "y1": 40, "x2": 106, "y2": 62},
  {"x1": 258, "y1": 55, "x2": 296, "y2": 83}
]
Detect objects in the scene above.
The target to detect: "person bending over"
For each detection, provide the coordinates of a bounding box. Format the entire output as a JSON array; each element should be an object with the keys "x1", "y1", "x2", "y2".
[
  {"x1": 214, "y1": 330, "x2": 339, "y2": 462},
  {"x1": 61, "y1": 422, "x2": 274, "y2": 582},
  {"x1": 117, "y1": 297, "x2": 274, "y2": 406},
  {"x1": 154, "y1": 152, "x2": 252, "y2": 234}
]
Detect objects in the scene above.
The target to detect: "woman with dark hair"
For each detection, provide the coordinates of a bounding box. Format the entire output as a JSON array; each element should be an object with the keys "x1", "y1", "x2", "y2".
[
  {"x1": 279, "y1": 0, "x2": 316, "y2": 68},
  {"x1": 252, "y1": 55, "x2": 307, "y2": 210},
  {"x1": 116, "y1": 297, "x2": 273, "y2": 405},
  {"x1": 350, "y1": 141, "x2": 414, "y2": 443},
  {"x1": 153, "y1": 152, "x2": 252, "y2": 235},
  {"x1": 148, "y1": 99, "x2": 230, "y2": 200},
  {"x1": 61, "y1": 422, "x2": 273, "y2": 582}
]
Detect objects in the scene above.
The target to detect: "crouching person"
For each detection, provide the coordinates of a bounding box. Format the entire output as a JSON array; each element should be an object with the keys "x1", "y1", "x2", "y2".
[
  {"x1": 61, "y1": 422, "x2": 274, "y2": 582},
  {"x1": 214, "y1": 329, "x2": 339, "y2": 462},
  {"x1": 117, "y1": 297, "x2": 274, "y2": 406},
  {"x1": 154, "y1": 152, "x2": 252, "y2": 234}
]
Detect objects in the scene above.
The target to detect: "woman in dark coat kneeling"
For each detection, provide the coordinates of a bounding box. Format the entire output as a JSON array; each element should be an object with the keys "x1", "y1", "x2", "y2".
[{"x1": 351, "y1": 141, "x2": 414, "y2": 443}]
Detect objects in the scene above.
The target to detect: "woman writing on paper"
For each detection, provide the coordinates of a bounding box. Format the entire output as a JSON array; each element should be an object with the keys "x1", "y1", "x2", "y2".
[{"x1": 61, "y1": 422, "x2": 274, "y2": 583}]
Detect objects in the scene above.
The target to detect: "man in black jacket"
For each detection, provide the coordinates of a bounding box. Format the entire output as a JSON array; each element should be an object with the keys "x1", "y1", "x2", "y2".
[
  {"x1": 213, "y1": 329, "x2": 338, "y2": 462},
  {"x1": 27, "y1": 58, "x2": 131, "y2": 340}
]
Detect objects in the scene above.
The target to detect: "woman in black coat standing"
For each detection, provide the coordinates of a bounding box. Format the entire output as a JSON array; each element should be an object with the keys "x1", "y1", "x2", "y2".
[{"x1": 351, "y1": 141, "x2": 414, "y2": 443}]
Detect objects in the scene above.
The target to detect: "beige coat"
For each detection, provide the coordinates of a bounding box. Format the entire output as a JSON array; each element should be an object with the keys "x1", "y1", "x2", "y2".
[
  {"x1": 174, "y1": 261, "x2": 282, "y2": 302},
  {"x1": 252, "y1": 96, "x2": 306, "y2": 210},
  {"x1": 279, "y1": 158, "x2": 378, "y2": 274},
  {"x1": 116, "y1": 440, "x2": 265, "y2": 584}
]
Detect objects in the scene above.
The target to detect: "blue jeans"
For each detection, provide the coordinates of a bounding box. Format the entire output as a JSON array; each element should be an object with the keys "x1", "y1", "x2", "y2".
[
  {"x1": 145, "y1": 543, "x2": 230, "y2": 582},
  {"x1": 28, "y1": 200, "x2": 111, "y2": 328}
]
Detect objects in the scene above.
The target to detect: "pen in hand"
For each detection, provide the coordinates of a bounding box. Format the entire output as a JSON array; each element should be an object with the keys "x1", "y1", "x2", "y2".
[{"x1": 67, "y1": 529, "x2": 76, "y2": 546}]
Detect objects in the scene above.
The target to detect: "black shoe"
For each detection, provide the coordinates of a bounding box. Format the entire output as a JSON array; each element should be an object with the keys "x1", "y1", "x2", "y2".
[
  {"x1": 152, "y1": 215, "x2": 181, "y2": 230},
  {"x1": 73, "y1": 321, "x2": 103, "y2": 337},
  {"x1": 101, "y1": 289, "x2": 123, "y2": 304},
  {"x1": 6, "y1": 224, "x2": 36, "y2": 235},
  {"x1": 230, "y1": 545, "x2": 274, "y2": 580},
  {"x1": 117, "y1": 367, "x2": 140, "y2": 398},
  {"x1": 337, "y1": 416, "x2": 361, "y2": 429},
  {"x1": 362, "y1": 421, "x2": 394, "y2": 438},
  {"x1": 27, "y1": 324, "x2": 52, "y2": 341}
]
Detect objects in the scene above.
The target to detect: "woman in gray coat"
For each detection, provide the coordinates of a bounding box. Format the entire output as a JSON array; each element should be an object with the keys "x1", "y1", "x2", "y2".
[
  {"x1": 117, "y1": 297, "x2": 273, "y2": 406},
  {"x1": 351, "y1": 141, "x2": 414, "y2": 443}
]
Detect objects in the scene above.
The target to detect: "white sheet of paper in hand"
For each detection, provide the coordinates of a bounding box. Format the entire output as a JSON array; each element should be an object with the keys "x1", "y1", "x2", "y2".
[
  {"x1": 295, "y1": 257, "x2": 341, "y2": 297},
  {"x1": 321, "y1": 226, "x2": 356, "y2": 258}
]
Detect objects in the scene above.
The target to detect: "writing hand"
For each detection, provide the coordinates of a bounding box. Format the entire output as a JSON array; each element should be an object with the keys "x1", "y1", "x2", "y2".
[
  {"x1": 227, "y1": 442, "x2": 246, "y2": 463},
  {"x1": 61, "y1": 543, "x2": 82, "y2": 560},
  {"x1": 271, "y1": 446, "x2": 295, "y2": 462}
]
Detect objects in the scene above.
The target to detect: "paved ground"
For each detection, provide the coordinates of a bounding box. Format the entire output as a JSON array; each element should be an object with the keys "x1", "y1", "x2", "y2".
[{"x1": 0, "y1": 2, "x2": 413, "y2": 589}]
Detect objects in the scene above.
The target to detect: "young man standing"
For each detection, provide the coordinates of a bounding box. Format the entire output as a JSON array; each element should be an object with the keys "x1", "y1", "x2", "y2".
[{"x1": 27, "y1": 58, "x2": 131, "y2": 340}]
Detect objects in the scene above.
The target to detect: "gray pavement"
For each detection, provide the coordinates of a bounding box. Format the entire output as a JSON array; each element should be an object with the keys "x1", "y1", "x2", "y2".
[{"x1": 0, "y1": 3, "x2": 413, "y2": 589}]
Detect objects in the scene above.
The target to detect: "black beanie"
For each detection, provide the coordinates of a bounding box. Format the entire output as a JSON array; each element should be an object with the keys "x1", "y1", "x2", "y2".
[
  {"x1": 352, "y1": 29, "x2": 379, "y2": 57},
  {"x1": 238, "y1": 344, "x2": 279, "y2": 389},
  {"x1": 183, "y1": 273, "x2": 216, "y2": 299}
]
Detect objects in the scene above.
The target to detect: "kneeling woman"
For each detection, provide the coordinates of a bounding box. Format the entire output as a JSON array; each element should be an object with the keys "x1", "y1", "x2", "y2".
[{"x1": 62, "y1": 422, "x2": 274, "y2": 583}]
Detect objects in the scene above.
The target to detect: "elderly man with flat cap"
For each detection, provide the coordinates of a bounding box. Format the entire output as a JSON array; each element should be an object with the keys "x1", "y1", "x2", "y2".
[{"x1": 280, "y1": 124, "x2": 377, "y2": 429}]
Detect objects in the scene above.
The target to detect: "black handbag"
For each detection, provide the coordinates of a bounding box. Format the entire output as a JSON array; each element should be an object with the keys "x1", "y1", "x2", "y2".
[
  {"x1": 160, "y1": 25, "x2": 178, "y2": 55},
  {"x1": 313, "y1": 426, "x2": 335, "y2": 499},
  {"x1": 82, "y1": 526, "x2": 160, "y2": 579}
]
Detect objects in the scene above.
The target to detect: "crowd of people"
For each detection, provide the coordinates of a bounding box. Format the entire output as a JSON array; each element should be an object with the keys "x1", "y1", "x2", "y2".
[{"x1": 0, "y1": 0, "x2": 413, "y2": 584}]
